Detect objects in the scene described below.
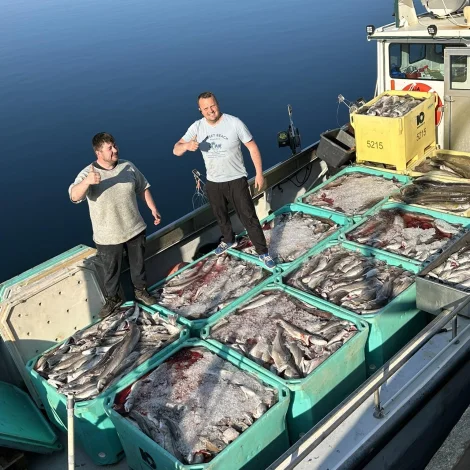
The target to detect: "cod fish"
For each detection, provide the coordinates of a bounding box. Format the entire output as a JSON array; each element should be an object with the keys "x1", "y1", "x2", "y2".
[
  {"x1": 304, "y1": 173, "x2": 403, "y2": 216},
  {"x1": 34, "y1": 304, "x2": 182, "y2": 401},
  {"x1": 208, "y1": 291, "x2": 357, "y2": 379},
  {"x1": 235, "y1": 211, "x2": 338, "y2": 263},
  {"x1": 117, "y1": 347, "x2": 277, "y2": 465}
]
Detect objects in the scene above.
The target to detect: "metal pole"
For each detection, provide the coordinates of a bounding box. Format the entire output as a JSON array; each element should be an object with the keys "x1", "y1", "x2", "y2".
[
  {"x1": 67, "y1": 394, "x2": 75, "y2": 470},
  {"x1": 452, "y1": 316, "x2": 459, "y2": 342},
  {"x1": 267, "y1": 297, "x2": 470, "y2": 470},
  {"x1": 373, "y1": 388, "x2": 384, "y2": 419}
]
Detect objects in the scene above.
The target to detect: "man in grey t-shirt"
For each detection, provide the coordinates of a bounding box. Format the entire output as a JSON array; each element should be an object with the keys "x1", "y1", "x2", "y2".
[
  {"x1": 173, "y1": 92, "x2": 275, "y2": 269},
  {"x1": 69, "y1": 132, "x2": 162, "y2": 318}
]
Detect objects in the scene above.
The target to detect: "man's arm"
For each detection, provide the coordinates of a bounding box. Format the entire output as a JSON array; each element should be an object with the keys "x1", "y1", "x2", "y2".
[
  {"x1": 173, "y1": 136, "x2": 198, "y2": 156},
  {"x1": 141, "y1": 188, "x2": 161, "y2": 225},
  {"x1": 70, "y1": 165, "x2": 101, "y2": 202},
  {"x1": 244, "y1": 139, "x2": 265, "y2": 191}
]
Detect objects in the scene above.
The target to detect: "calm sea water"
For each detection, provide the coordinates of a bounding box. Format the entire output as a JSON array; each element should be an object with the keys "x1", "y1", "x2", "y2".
[{"x1": 0, "y1": 0, "x2": 394, "y2": 282}]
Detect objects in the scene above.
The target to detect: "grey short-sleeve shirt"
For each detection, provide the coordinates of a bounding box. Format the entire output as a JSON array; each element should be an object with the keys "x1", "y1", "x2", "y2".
[
  {"x1": 182, "y1": 113, "x2": 252, "y2": 183},
  {"x1": 68, "y1": 160, "x2": 150, "y2": 245}
]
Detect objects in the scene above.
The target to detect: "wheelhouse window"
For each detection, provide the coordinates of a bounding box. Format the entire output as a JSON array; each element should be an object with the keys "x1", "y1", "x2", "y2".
[
  {"x1": 389, "y1": 43, "x2": 466, "y2": 81},
  {"x1": 450, "y1": 55, "x2": 469, "y2": 89}
]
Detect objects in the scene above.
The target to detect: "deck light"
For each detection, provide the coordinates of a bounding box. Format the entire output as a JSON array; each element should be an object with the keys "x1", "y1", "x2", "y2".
[
  {"x1": 366, "y1": 25, "x2": 376, "y2": 36},
  {"x1": 427, "y1": 24, "x2": 438, "y2": 36}
]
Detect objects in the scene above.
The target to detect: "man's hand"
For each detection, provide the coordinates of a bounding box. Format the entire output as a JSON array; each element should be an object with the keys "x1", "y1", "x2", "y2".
[
  {"x1": 254, "y1": 173, "x2": 265, "y2": 192},
  {"x1": 85, "y1": 164, "x2": 101, "y2": 185},
  {"x1": 152, "y1": 209, "x2": 162, "y2": 225},
  {"x1": 186, "y1": 135, "x2": 199, "y2": 152}
]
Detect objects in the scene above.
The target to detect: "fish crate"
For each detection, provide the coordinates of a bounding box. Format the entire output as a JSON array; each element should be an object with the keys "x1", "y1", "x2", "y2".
[
  {"x1": 297, "y1": 165, "x2": 410, "y2": 222},
  {"x1": 148, "y1": 250, "x2": 276, "y2": 335},
  {"x1": 104, "y1": 338, "x2": 290, "y2": 470},
  {"x1": 389, "y1": 180, "x2": 470, "y2": 219},
  {"x1": 417, "y1": 231, "x2": 470, "y2": 318},
  {"x1": 280, "y1": 240, "x2": 428, "y2": 374},
  {"x1": 407, "y1": 147, "x2": 470, "y2": 181},
  {"x1": 231, "y1": 203, "x2": 351, "y2": 271},
  {"x1": 340, "y1": 202, "x2": 470, "y2": 267},
  {"x1": 200, "y1": 284, "x2": 368, "y2": 443},
  {"x1": 25, "y1": 302, "x2": 189, "y2": 466},
  {"x1": 351, "y1": 90, "x2": 437, "y2": 172}
]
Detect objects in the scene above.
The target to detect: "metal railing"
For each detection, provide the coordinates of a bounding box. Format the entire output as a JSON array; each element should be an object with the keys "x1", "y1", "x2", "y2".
[{"x1": 267, "y1": 295, "x2": 470, "y2": 470}]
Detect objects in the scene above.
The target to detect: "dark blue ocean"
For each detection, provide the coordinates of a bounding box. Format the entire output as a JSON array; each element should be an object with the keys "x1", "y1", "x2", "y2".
[{"x1": 0, "y1": 0, "x2": 394, "y2": 281}]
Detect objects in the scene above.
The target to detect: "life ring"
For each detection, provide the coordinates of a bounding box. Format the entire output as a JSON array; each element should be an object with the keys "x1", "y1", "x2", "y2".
[{"x1": 402, "y1": 82, "x2": 443, "y2": 126}]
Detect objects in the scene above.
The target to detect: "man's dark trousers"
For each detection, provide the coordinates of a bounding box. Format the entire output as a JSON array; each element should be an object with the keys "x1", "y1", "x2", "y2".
[
  {"x1": 95, "y1": 230, "x2": 146, "y2": 297},
  {"x1": 205, "y1": 176, "x2": 268, "y2": 255}
]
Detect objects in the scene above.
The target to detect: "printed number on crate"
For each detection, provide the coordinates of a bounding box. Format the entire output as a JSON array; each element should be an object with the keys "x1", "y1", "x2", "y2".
[
  {"x1": 417, "y1": 129, "x2": 427, "y2": 141},
  {"x1": 367, "y1": 140, "x2": 384, "y2": 150}
]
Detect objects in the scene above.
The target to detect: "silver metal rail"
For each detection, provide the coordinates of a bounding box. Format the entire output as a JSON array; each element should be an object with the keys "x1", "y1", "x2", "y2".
[{"x1": 267, "y1": 295, "x2": 470, "y2": 470}]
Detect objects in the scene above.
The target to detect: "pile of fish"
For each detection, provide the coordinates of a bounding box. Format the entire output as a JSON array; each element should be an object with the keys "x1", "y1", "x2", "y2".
[
  {"x1": 116, "y1": 347, "x2": 277, "y2": 464},
  {"x1": 35, "y1": 304, "x2": 181, "y2": 401},
  {"x1": 155, "y1": 254, "x2": 267, "y2": 320},
  {"x1": 285, "y1": 245, "x2": 414, "y2": 314},
  {"x1": 394, "y1": 178, "x2": 470, "y2": 213},
  {"x1": 304, "y1": 173, "x2": 404, "y2": 216},
  {"x1": 426, "y1": 244, "x2": 470, "y2": 291},
  {"x1": 235, "y1": 211, "x2": 338, "y2": 263},
  {"x1": 357, "y1": 94, "x2": 424, "y2": 117},
  {"x1": 345, "y1": 208, "x2": 464, "y2": 262},
  {"x1": 209, "y1": 291, "x2": 357, "y2": 379},
  {"x1": 414, "y1": 153, "x2": 470, "y2": 180}
]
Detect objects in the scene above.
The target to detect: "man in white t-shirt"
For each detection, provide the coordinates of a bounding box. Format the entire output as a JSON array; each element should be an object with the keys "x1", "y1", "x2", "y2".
[{"x1": 173, "y1": 92, "x2": 275, "y2": 269}]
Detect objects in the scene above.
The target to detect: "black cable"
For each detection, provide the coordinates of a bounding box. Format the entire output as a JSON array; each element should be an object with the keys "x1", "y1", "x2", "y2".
[{"x1": 287, "y1": 163, "x2": 313, "y2": 188}]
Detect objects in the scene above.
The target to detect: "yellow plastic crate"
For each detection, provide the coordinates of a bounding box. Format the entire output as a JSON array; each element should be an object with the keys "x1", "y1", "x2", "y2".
[
  {"x1": 407, "y1": 147, "x2": 470, "y2": 181},
  {"x1": 351, "y1": 90, "x2": 436, "y2": 171}
]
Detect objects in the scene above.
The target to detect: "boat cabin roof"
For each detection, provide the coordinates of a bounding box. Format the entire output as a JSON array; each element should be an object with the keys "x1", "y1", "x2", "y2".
[{"x1": 370, "y1": 12, "x2": 470, "y2": 40}]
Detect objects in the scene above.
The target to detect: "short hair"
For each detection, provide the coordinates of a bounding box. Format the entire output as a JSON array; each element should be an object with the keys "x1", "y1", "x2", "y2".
[
  {"x1": 197, "y1": 91, "x2": 218, "y2": 106},
  {"x1": 92, "y1": 132, "x2": 115, "y2": 152}
]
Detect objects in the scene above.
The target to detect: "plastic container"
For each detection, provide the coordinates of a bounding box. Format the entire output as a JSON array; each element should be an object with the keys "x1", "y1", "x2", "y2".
[
  {"x1": 281, "y1": 240, "x2": 428, "y2": 373},
  {"x1": 351, "y1": 90, "x2": 437, "y2": 171},
  {"x1": 0, "y1": 381, "x2": 62, "y2": 454},
  {"x1": 26, "y1": 303, "x2": 189, "y2": 465},
  {"x1": 340, "y1": 202, "x2": 470, "y2": 267},
  {"x1": 390, "y1": 178, "x2": 470, "y2": 218},
  {"x1": 297, "y1": 165, "x2": 410, "y2": 222},
  {"x1": 148, "y1": 251, "x2": 276, "y2": 335},
  {"x1": 232, "y1": 203, "x2": 351, "y2": 271},
  {"x1": 104, "y1": 338, "x2": 291, "y2": 470},
  {"x1": 407, "y1": 147, "x2": 470, "y2": 181},
  {"x1": 316, "y1": 128, "x2": 356, "y2": 168},
  {"x1": 201, "y1": 285, "x2": 368, "y2": 443}
]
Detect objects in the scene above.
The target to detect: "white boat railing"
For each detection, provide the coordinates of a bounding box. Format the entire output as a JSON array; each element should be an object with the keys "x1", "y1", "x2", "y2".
[{"x1": 267, "y1": 295, "x2": 470, "y2": 470}]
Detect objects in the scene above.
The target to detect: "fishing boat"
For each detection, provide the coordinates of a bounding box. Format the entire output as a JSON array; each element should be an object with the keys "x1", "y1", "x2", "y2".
[{"x1": 2, "y1": 0, "x2": 470, "y2": 468}]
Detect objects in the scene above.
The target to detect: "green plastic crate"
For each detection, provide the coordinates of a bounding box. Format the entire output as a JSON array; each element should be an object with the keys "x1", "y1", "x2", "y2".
[
  {"x1": 25, "y1": 302, "x2": 189, "y2": 465},
  {"x1": 148, "y1": 251, "x2": 276, "y2": 335},
  {"x1": 0, "y1": 381, "x2": 62, "y2": 454},
  {"x1": 200, "y1": 284, "x2": 368, "y2": 443},
  {"x1": 230, "y1": 203, "x2": 351, "y2": 271},
  {"x1": 297, "y1": 165, "x2": 410, "y2": 222},
  {"x1": 340, "y1": 201, "x2": 470, "y2": 267},
  {"x1": 0, "y1": 245, "x2": 91, "y2": 301},
  {"x1": 104, "y1": 338, "x2": 290, "y2": 470},
  {"x1": 281, "y1": 240, "x2": 429, "y2": 374}
]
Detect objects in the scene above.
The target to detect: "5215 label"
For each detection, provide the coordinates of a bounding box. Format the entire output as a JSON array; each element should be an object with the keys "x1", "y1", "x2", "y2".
[
  {"x1": 367, "y1": 140, "x2": 384, "y2": 150},
  {"x1": 417, "y1": 129, "x2": 427, "y2": 141}
]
